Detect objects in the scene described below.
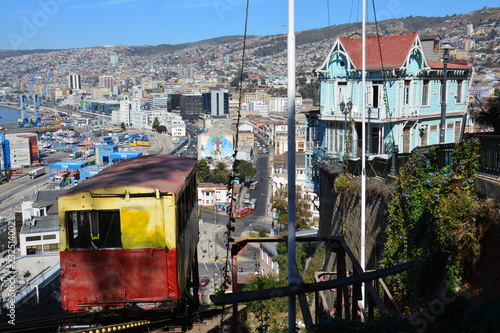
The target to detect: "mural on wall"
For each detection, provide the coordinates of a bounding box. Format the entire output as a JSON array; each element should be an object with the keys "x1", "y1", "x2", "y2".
[{"x1": 200, "y1": 135, "x2": 234, "y2": 162}]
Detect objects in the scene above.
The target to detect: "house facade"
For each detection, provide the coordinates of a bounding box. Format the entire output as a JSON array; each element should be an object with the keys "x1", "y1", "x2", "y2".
[{"x1": 311, "y1": 32, "x2": 472, "y2": 162}]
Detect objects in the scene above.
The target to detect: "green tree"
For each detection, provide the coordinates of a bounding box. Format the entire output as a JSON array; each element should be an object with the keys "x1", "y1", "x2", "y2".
[
  {"x1": 297, "y1": 76, "x2": 307, "y2": 86},
  {"x1": 209, "y1": 162, "x2": 230, "y2": 184},
  {"x1": 230, "y1": 72, "x2": 249, "y2": 88},
  {"x1": 470, "y1": 89, "x2": 500, "y2": 133},
  {"x1": 152, "y1": 117, "x2": 160, "y2": 131},
  {"x1": 243, "y1": 274, "x2": 287, "y2": 332},
  {"x1": 196, "y1": 159, "x2": 211, "y2": 182},
  {"x1": 272, "y1": 185, "x2": 312, "y2": 230},
  {"x1": 299, "y1": 80, "x2": 320, "y2": 105},
  {"x1": 120, "y1": 122, "x2": 126, "y2": 131},
  {"x1": 235, "y1": 160, "x2": 257, "y2": 182},
  {"x1": 156, "y1": 125, "x2": 167, "y2": 133}
]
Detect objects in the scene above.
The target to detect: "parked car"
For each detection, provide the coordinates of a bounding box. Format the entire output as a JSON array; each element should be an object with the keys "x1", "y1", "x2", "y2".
[
  {"x1": 244, "y1": 193, "x2": 251, "y2": 203},
  {"x1": 199, "y1": 277, "x2": 210, "y2": 287}
]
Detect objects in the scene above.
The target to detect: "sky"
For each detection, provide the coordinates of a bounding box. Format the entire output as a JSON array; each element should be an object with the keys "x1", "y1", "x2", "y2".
[{"x1": 0, "y1": 0, "x2": 494, "y2": 50}]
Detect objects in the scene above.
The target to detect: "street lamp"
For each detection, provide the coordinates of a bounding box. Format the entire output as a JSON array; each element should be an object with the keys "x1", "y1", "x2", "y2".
[
  {"x1": 367, "y1": 105, "x2": 372, "y2": 154},
  {"x1": 339, "y1": 100, "x2": 353, "y2": 162},
  {"x1": 439, "y1": 41, "x2": 455, "y2": 144}
]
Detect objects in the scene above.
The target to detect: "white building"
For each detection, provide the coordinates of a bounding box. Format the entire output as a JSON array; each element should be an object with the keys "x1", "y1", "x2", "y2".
[
  {"x1": 269, "y1": 95, "x2": 303, "y2": 112},
  {"x1": 19, "y1": 189, "x2": 66, "y2": 256},
  {"x1": 131, "y1": 112, "x2": 150, "y2": 130},
  {"x1": 114, "y1": 96, "x2": 146, "y2": 127},
  {"x1": 60, "y1": 92, "x2": 83, "y2": 109},
  {"x1": 20, "y1": 216, "x2": 59, "y2": 256},
  {"x1": 68, "y1": 74, "x2": 81, "y2": 90},
  {"x1": 197, "y1": 183, "x2": 229, "y2": 208}
]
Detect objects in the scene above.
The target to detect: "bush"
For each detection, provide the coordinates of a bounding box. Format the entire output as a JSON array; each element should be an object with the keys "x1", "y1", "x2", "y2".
[{"x1": 334, "y1": 174, "x2": 352, "y2": 192}]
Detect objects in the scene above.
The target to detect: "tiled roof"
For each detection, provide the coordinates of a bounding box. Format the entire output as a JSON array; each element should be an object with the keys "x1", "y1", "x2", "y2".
[
  {"x1": 340, "y1": 33, "x2": 418, "y2": 69},
  {"x1": 426, "y1": 61, "x2": 470, "y2": 69}
]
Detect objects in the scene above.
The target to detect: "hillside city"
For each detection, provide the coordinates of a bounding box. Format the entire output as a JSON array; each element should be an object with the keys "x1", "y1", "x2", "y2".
[
  {"x1": 0, "y1": 7, "x2": 499, "y2": 113},
  {"x1": 0, "y1": 5, "x2": 499, "y2": 332}
]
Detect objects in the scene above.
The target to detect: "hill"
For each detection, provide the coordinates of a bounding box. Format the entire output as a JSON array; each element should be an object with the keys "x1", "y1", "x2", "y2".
[{"x1": 0, "y1": 7, "x2": 498, "y2": 60}]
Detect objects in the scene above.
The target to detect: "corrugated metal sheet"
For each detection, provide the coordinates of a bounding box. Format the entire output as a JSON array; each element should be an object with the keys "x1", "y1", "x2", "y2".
[
  {"x1": 11, "y1": 157, "x2": 31, "y2": 168},
  {"x1": 10, "y1": 143, "x2": 30, "y2": 150},
  {"x1": 60, "y1": 154, "x2": 197, "y2": 196},
  {"x1": 6, "y1": 137, "x2": 29, "y2": 144}
]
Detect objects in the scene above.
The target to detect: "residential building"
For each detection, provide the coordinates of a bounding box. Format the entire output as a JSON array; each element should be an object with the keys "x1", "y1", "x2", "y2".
[
  {"x1": 99, "y1": 75, "x2": 114, "y2": 91},
  {"x1": 308, "y1": 32, "x2": 473, "y2": 226},
  {"x1": 197, "y1": 183, "x2": 229, "y2": 208},
  {"x1": 68, "y1": 74, "x2": 82, "y2": 90},
  {"x1": 110, "y1": 54, "x2": 119, "y2": 64},
  {"x1": 19, "y1": 189, "x2": 66, "y2": 256},
  {"x1": 260, "y1": 229, "x2": 318, "y2": 276},
  {"x1": 269, "y1": 94, "x2": 303, "y2": 112},
  {"x1": 312, "y1": 32, "x2": 472, "y2": 160}
]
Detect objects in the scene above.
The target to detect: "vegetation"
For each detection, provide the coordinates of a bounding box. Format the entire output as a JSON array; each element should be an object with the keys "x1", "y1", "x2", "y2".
[
  {"x1": 209, "y1": 161, "x2": 230, "y2": 184},
  {"x1": 469, "y1": 88, "x2": 500, "y2": 134},
  {"x1": 272, "y1": 185, "x2": 312, "y2": 230},
  {"x1": 151, "y1": 117, "x2": 160, "y2": 131},
  {"x1": 230, "y1": 72, "x2": 249, "y2": 88},
  {"x1": 235, "y1": 159, "x2": 257, "y2": 182},
  {"x1": 380, "y1": 138, "x2": 494, "y2": 313},
  {"x1": 298, "y1": 79, "x2": 320, "y2": 105},
  {"x1": 334, "y1": 174, "x2": 353, "y2": 192},
  {"x1": 243, "y1": 242, "x2": 325, "y2": 332},
  {"x1": 196, "y1": 159, "x2": 211, "y2": 182}
]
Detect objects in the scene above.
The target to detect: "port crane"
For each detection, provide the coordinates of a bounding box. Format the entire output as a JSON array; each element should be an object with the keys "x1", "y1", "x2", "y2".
[
  {"x1": 18, "y1": 65, "x2": 39, "y2": 127},
  {"x1": 32, "y1": 66, "x2": 53, "y2": 126}
]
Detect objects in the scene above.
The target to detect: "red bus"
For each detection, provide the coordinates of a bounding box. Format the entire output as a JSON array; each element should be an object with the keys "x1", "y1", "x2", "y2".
[{"x1": 234, "y1": 207, "x2": 251, "y2": 218}]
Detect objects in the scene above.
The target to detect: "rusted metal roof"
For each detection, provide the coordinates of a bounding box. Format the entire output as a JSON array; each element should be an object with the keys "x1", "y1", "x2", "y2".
[{"x1": 59, "y1": 154, "x2": 197, "y2": 197}]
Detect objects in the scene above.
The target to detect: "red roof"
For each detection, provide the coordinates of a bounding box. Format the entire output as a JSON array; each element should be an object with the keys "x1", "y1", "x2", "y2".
[
  {"x1": 340, "y1": 33, "x2": 418, "y2": 69},
  {"x1": 426, "y1": 61, "x2": 470, "y2": 69},
  {"x1": 59, "y1": 154, "x2": 197, "y2": 197}
]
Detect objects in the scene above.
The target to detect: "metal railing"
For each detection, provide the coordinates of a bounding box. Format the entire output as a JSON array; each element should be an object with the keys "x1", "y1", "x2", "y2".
[{"x1": 344, "y1": 136, "x2": 500, "y2": 178}]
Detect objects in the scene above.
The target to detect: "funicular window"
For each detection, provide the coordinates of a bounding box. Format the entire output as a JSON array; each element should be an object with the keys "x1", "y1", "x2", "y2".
[{"x1": 66, "y1": 210, "x2": 122, "y2": 249}]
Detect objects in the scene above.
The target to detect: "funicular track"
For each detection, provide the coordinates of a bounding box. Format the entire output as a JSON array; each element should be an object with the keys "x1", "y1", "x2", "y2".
[{"x1": 0, "y1": 306, "x2": 227, "y2": 333}]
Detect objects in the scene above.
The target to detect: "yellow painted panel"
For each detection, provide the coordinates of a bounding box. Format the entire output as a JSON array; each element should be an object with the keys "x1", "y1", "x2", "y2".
[
  {"x1": 163, "y1": 201, "x2": 177, "y2": 248},
  {"x1": 58, "y1": 187, "x2": 178, "y2": 251},
  {"x1": 121, "y1": 207, "x2": 167, "y2": 249}
]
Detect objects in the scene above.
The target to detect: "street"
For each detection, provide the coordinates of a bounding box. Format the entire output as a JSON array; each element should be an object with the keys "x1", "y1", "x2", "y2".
[{"x1": 196, "y1": 147, "x2": 274, "y2": 301}]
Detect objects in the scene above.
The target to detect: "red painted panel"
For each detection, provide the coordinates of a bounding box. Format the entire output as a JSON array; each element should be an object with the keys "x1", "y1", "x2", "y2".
[{"x1": 60, "y1": 248, "x2": 178, "y2": 312}]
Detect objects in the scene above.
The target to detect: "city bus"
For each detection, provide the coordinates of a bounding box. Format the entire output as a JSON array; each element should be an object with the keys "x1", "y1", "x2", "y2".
[
  {"x1": 248, "y1": 198, "x2": 257, "y2": 210},
  {"x1": 249, "y1": 181, "x2": 259, "y2": 190},
  {"x1": 234, "y1": 207, "x2": 251, "y2": 218}
]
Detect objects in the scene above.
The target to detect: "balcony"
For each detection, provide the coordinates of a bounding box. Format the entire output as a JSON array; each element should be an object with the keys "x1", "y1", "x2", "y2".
[{"x1": 312, "y1": 147, "x2": 344, "y2": 174}]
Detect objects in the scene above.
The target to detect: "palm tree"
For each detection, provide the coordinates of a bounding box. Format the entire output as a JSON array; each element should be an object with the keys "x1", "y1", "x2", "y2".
[{"x1": 210, "y1": 162, "x2": 230, "y2": 184}]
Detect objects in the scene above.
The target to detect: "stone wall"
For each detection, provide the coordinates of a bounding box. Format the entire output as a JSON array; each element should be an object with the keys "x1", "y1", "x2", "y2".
[{"x1": 317, "y1": 170, "x2": 500, "y2": 309}]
